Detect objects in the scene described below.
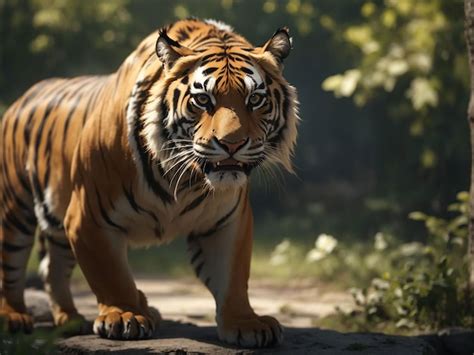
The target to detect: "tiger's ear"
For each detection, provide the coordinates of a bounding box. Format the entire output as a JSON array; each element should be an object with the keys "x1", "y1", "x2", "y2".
[
  {"x1": 261, "y1": 27, "x2": 293, "y2": 63},
  {"x1": 155, "y1": 30, "x2": 194, "y2": 69}
]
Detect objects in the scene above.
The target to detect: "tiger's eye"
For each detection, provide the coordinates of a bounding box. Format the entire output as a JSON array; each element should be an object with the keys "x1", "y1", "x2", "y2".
[
  {"x1": 249, "y1": 93, "x2": 264, "y2": 107},
  {"x1": 194, "y1": 94, "x2": 210, "y2": 106}
]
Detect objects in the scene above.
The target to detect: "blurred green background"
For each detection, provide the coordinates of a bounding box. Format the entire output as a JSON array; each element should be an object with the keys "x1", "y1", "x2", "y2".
[{"x1": 0, "y1": 0, "x2": 469, "y2": 281}]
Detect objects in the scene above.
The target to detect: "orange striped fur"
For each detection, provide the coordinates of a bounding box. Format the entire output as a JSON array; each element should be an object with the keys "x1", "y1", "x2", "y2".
[{"x1": 0, "y1": 18, "x2": 298, "y2": 346}]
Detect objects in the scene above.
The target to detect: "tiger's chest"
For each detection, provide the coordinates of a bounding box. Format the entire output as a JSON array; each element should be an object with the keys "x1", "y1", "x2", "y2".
[{"x1": 111, "y1": 185, "x2": 241, "y2": 247}]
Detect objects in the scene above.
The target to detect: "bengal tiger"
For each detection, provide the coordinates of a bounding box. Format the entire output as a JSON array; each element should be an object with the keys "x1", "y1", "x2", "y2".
[{"x1": 0, "y1": 18, "x2": 298, "y2": 347}]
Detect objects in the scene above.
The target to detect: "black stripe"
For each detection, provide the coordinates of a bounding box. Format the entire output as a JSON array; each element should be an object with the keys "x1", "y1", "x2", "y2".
[
  {"x1": 30, "y1": 169, "x2": 63, "y2": 229},
  {"x1": 3, "y1": 241, "x2": 29, "y2": 252},
  {"x1": 176, "y1": 28, "x2": 190, "y2": 42},
  {"x1": 179, "y1": 193, "x2": 207, "y2": 216},
  {"x1": 200, "y1": 53, "x2": 219, "y2": 63},
  {"x1": 281, "y1": 85, "x2": 290, "y2": 121},
  {"x1": 1, "y1": 262, "x2": 20, "y2": 272},
  {"x1": 122, "y1": 185, "x2": 141, "y2": 214},
  {"x1": 95, "y1": 187, "x2": 128, "y2": 233},
  {"x1": 241, "y1": 67, "x2": 253, "y2": 75},
  {"x1": 3, "y1": 278, "x2": 19, "y2": 288},
  {"x1": 97, "y1": 143, "x2": 111, "y2": 179},
  {"x1": 1, "y1": 176, "x2": 34, "y2": 222},
  {"x1": 3, "y1": 212, "x2": 34, "y2": 235},
  {"x1": 122, "y1": 185, "x2": 159, "y2": 222},
  {"x1": 190, "y1": 248, "x2": 202, "y2": 264},
  {"x1": 203, "y1": 67, "x2": 218, "y2": 75},
  {"x1": 16, "y1": 170, "x2": 32, "y2": 195},
  {"x1": 33, "y1": 88, "x2": 68, "y2": 161},
  {"x1": 214, "y1": 190, "x2": 242, "y2": 229},
  {"x1": 265, "y1": 74, "x2": 273, "y2": 86},
  {"x1": 46, "y1": 236, "x2": 71, "y2": 250},
  {"x1": 172, "y1": 88, "x2": 181, "y2": 112},
  {"x1": 187, "y1": 190, "x2": 242, "y2": 241},
  {"x1": 194, "y1": 261, "x2": 204, "y2": 277},
  {"x1": 80, "y1": 90, "x2": 96, "y2": 127},
  {"x1": 23, "y1": 105, "x2": 38, "y2": 145},
  {"x1": 61, "y1": 93, "x2": 83, "y2": 149}
]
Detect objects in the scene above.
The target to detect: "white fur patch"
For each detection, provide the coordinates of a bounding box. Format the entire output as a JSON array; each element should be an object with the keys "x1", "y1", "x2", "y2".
[
  {"x1": 204, "y1": 19, "x2": 234, "y2": 33},
  {"x1": 38, "y1": 254, "x2": 50, "y2": 281},
  {"x1": 191, "y1": 66, "x2": 217, "y2": 105},
  {"x1": 205, "y1": 171, "x2": 247, "y2": 191},
  {"x1": 34, "y1": 187, "x2": 63, "y2": 236}
]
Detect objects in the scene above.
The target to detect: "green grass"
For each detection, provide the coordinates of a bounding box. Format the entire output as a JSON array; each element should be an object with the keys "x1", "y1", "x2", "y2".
[{"x1": 24, "y1": 232, "x2": 371, "y2": 288}]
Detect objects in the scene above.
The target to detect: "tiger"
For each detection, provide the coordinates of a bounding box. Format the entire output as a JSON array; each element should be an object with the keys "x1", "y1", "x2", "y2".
[{"x1": 0, "y1": 18, "x2": 298, "y2": 347}]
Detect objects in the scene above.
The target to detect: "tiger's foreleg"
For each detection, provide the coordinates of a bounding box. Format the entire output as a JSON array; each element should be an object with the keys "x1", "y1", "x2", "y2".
[
  {"x1": 187, "y1": 193, "x2": 283, "y2": 348},
  {"x1": 64, "y1": 195, "x2": 160, "y2": 340}
]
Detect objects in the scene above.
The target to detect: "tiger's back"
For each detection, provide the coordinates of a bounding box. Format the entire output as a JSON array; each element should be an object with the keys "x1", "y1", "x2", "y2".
[{"x1": 1, "y1": 76, "x2": 109, "y2": 233}]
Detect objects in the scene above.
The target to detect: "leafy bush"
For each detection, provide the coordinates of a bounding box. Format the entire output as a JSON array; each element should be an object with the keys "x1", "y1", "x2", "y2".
[{"x1": 321, "y1": 192, "x2": 471, "y2": 333}]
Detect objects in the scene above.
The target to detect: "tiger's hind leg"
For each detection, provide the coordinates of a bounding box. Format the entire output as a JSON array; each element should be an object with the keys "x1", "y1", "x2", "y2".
[
  {"x1": 38, "y1": 232, "x2": 88, "y2": 333},
  {"x1": 0, "y1": 205, "x2": 37, "y2": 333}
]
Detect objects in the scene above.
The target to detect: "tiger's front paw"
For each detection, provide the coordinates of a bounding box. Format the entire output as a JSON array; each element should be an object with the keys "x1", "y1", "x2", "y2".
[
  {"x1": 93, "y1": 310, "x2": 157, "y2": 340},
  {"x1": 0, "y1": 310, "x2": 33, "y2": 334},
  {"x1": 217, "y1": 315, "x2": 283, "y2": 348}
]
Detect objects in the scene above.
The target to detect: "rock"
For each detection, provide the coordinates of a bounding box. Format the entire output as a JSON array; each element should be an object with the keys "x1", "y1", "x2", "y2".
[
  {"x1": 56, "y1": 321, "x2": 435, "y2": 355},
  {"x1": 25, "y1": 288, "x2": 53, "y2": 323},
  {"x1": 438, "y1": 328, "x2": 474, "y2": 355}
]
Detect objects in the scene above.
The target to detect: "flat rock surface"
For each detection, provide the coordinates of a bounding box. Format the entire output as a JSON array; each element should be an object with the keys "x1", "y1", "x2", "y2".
[
  {"x1": 56, "y1": 324, "x2": 432, "y2": 355},
  {"x1": 24, "y1": 278, "x2": 472, "y2": 354}
]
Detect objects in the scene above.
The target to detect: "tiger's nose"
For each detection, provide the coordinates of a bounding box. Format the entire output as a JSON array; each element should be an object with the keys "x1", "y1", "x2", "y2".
[{"x1": 217, "y1": 138, "x2": 248, "y2": 154}]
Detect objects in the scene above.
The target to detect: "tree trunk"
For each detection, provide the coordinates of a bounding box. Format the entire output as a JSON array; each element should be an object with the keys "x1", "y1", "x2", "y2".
[{"x1": 465, "y1": 0, "x2": 474, "y2": 291}]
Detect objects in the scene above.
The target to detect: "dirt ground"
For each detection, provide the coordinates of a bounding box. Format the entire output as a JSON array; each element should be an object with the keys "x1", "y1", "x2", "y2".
[{"x1": 69, "y1": 277, "x2": 353, "y2": 328}]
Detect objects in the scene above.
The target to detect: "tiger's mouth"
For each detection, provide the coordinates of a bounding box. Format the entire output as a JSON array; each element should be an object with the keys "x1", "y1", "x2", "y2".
[{"x1": 202, "y1": 158, "x2": 255, "y2": 175}]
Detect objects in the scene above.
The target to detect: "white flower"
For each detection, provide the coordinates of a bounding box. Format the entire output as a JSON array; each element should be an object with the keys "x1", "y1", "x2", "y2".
[
  {"x1": 371, "y1": 278, "x2": 390, "y2": 290},
  {"x1": 273, "y1": 239, "x2": 291, "y2": 254},
  {"x1": 270, "y1": 239, "x2": 291, "y2": 265},
  {"x1": 306, "y1": 249, "x2": 326, "y2": 262},
  {"x1": 349, "y1": 287, "x2": 366, "y2": 305},
  {"x1": 270, "y1": 253, "x2": 288, "y2": 266},
  {"x1": 315, "y1": 234, "x2": 338, "y2": 254},
  {"x1": 306, "y1": 234, "x2": 339, "y2": 263},
  {"x1": 398, "y1": 242, "x2": 424, "y2": 256},
  {"x1": 374, "y1": 232, "x2": 388, "y2": 251}
]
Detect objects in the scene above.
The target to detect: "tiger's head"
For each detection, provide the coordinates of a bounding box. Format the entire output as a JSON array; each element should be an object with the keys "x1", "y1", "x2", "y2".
[{"x1": 140, "y1": 22, "x2": 298, "y2": 191}]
